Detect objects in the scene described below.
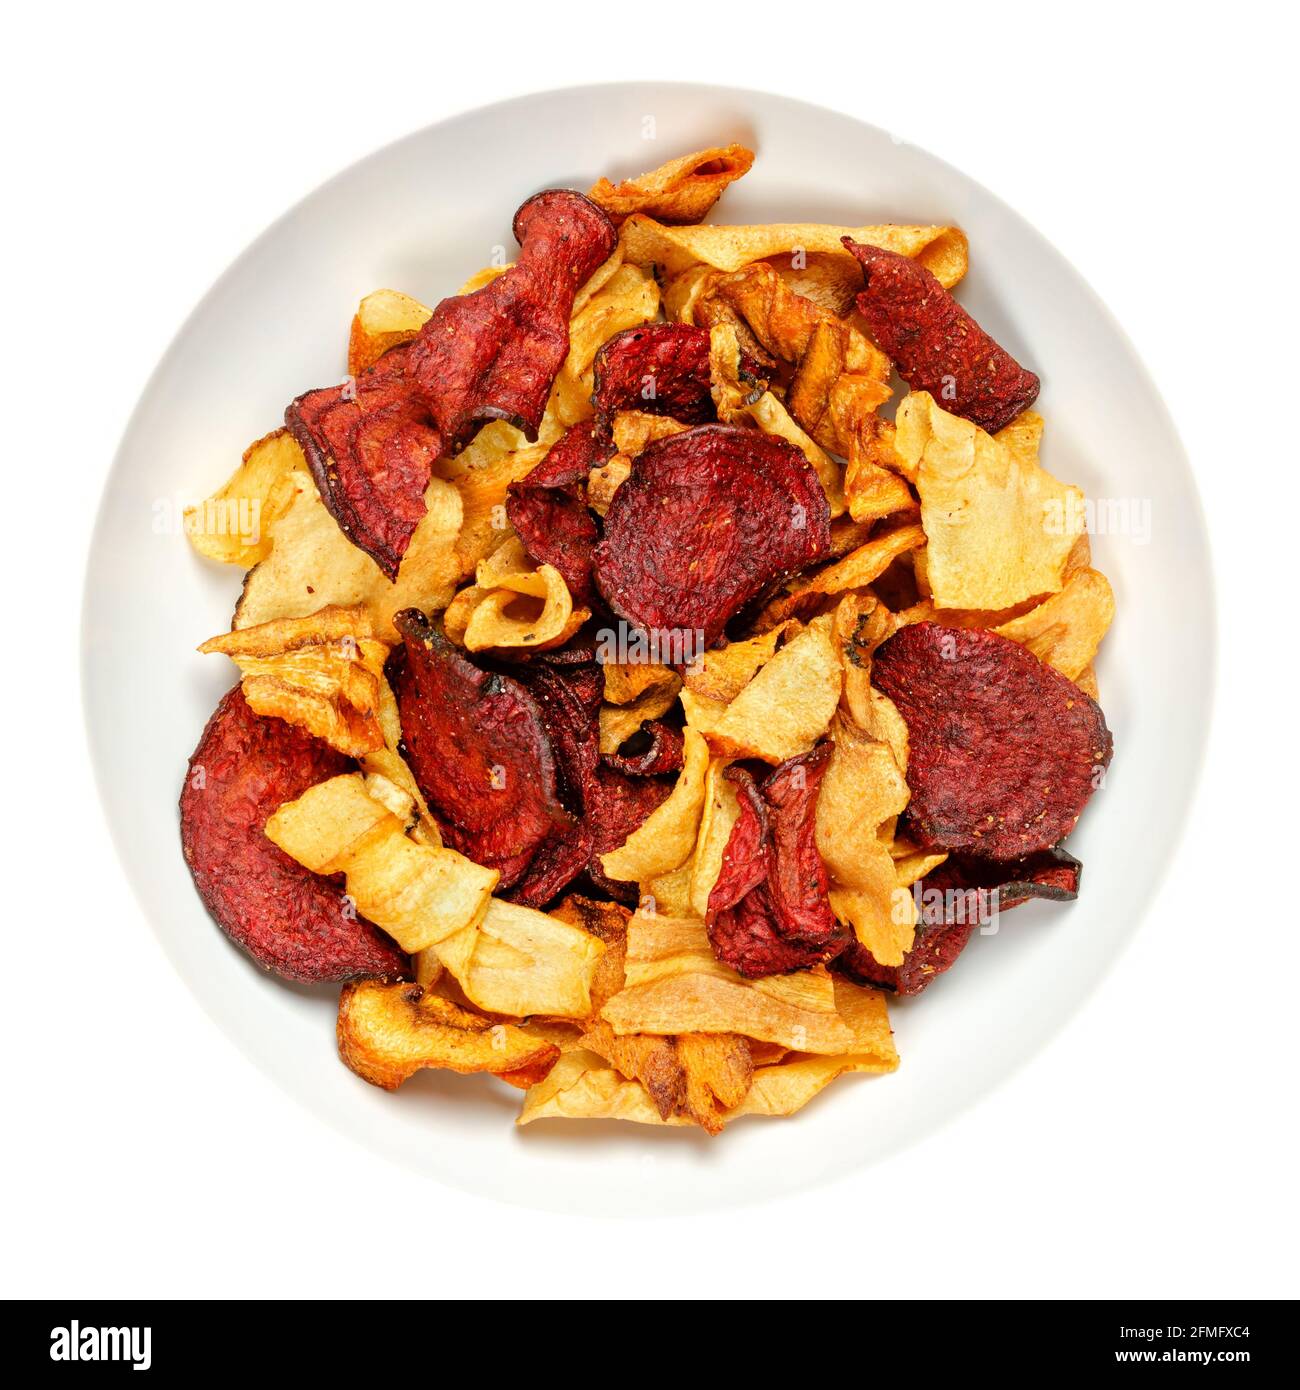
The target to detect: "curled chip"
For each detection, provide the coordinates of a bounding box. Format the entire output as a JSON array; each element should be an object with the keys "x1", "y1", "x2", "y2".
[
  {"x1": 592, "y1": 324, "x2": 765, "y2": 437},
  {"x1": 180, "y1": 686, "x2": 406, "y2": 983},
  {"x1": 839, "y1": 847, "x2": 1081, "y2": 994},
  {"x1": 286, "y1": 344, "x2": 444, "y2": 579},
  {"x1": 409, "y1": 190, "x2": 616, "y2": 448},
  {"x1": 706, "y1": 747, "x2": 846, "y2": 978},
  {"x1": 337, "y1": 979, "x2": 559, "y2": 1090},
  {"x1": 588, "y1": 144, "x2": 754, "y2": 225},
  {"x1": 599, "y1": 727, "x2": 710, "y2": 887},
  {"x1": 184, "y1": 428, "x2": 302, "y2": 568},
  {"x1": 871, "y1": 623, "x2": 1112, "y2": 860},
  {"x1": 393, "y1": 609, "x2": 571, "y2": 888},
  {"x1": 505, "y1": 423, "x2": 606, "y2": 604},
  {"x1": 843, "y1": 239, "x2": 1040, "y2": 434},
  {"x1": 593, "y1": 425, "x2": 831, "y2": 648},
  {"x1": 602, "y1": 719, "x2": 685, "y2": 777}
]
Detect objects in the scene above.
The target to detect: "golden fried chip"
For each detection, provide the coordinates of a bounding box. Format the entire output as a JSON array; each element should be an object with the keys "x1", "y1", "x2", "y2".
[
  {"x1": 199, "y1": 604, "x2": 389, "y2": 756},
  {"x1": 600, "y1": 728, "x2": 709, "y2": 884},
  {"x1": 579, "y1": 1018, "x2": 685, "y2": 1119},
  {"x1": 449, "y1": 565, "x2": 588, "y2": 654},
  {"x1": 447, "y1": 432, "x2": 557, "y2": 576},
  {"x1": 682, "y1": 626, "x2": 789, "y2": 704},
  {"x1": 816, "y1": 717, "x2": 915, "y2": 966},
  {"x1": 360, "y1": 675, "x2": 441, "y2": 847},
  {"x1": 609, "y1": 410, "x2": 690, "y2": 457},
  {"x1": 234, "y1": 468, "x2": 463, "y2": 643},
  {"x1": 829, "y1": 593, "x2": 911, "y2": 764},
  {"x1": 600, "y1": 913, "x2": 855, "y2": 1053},
  {"x1": 758, "y1": 522, "x2": 926, "y2": 628},
  {"x1": 347, "y1": 288, "x2": 433, "y2": 377},
  {"x1": 602, "y1": 660, "x2": 677, "y2": 706},
  {"x1": 598, "y1": 674, "x2": 682, "y2": 755},
  {"x1": 265, "y1": 774, "x2": 498, "y2": 955},
  {"x1": 688, "y1": 758, "x2": 741, "y2": 916},
  {"x1": 550, "y1": 894, "x2": 630, "y2": 1015},
  {"x1": 676, "y1": 1032, "x2": 753, "y2": 1133},
  {"x1": 184, "y1": 429, "x2": 303, "y2": 567},
  {"x1": 896, "y1": 392, "x2": 1085, "y2": 610},
  {"x1": 338, "y1": 979, "x2": 559, "y2": 1091},
  {"x1": 644, "y1": 858, "x2": 696, "y2": 918},
  {"x1": 434, "y1": 898, "x2": 606, "y2": 1020},
  {"x1": 683, "y1": 615, "x2": 841, "y2": 764},
  {"x1": 586, "y1": 455, "x2": 632, "y2": 516},
  {"x1": 589, "y1": 144, "x2": 755, "y2": 225},
  {"x1": 992, "y1": 567, "x2": 1115, "y2": 682},
  {"x1": 621, "y1": 216, "x2": 968, "y2": 287}
]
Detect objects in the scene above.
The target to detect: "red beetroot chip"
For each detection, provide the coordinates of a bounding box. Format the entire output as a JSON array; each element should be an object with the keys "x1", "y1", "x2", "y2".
[
  {"x1": 410, "y1": 190, "x2": 615, "y2": 448},
  {"x1": 591, "y1": 323, "x2": 717, "y2": 435},
  {"x1": 871, "y1": 623, "x2": 1112, "y2": 861},
  {"x1": 593, "y1": 425, "x2": 832, "y2": 648},
  {"x1": 709, "y1": 884, "x2": 841, "y2": 980},
  {"x1": 505, "y1": 423, "x2": 607, "y2": 604},
  {"x1": 601, "y1": 719, "x2": 685, "y2": 777},
  {"x1": 706, "y1": 750, "x2": 847, "y2": 979},
  {"x1": 393, "y1": 610, "x2": 571, "y2": 889},
  {"x1": 584, "y1": 767, "x2": 673, "y2": 905},
  {"x1": 505, "y1": 661, "x2": 603, "y2": 907},
  {"x1": 179, "y1": 685, "x2": 407, "y2": 984},
  {"x1": 286, "y1": 344, "x2": 444, "y2": 579},
  {"x1": 843, "y1": 239, "x2": 1040, "y2": 434},
  {"x1": 837, "y1": 846, "x2": 1082, "y2": 995}
]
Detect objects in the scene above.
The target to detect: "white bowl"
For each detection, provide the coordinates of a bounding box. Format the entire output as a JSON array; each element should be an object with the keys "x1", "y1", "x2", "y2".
[{"x1": 82, "y1": 83, "x2": 1213, "y2": 1214}]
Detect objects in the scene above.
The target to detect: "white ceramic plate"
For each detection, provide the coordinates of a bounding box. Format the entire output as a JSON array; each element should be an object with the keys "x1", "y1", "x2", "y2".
[{"x1": 82, "y1": 83, "x2": 1212, "y2": 1214}]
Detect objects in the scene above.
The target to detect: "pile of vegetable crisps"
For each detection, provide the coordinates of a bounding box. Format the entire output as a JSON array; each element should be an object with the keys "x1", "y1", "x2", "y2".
[{"x1": 180, "y1": 142, "x2": 1114, "y2": 1134}]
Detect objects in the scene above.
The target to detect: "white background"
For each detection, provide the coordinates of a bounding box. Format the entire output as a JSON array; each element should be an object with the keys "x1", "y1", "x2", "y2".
[{"x1": 4, "y1": 1, "x2": 1297, "y2": 1299}]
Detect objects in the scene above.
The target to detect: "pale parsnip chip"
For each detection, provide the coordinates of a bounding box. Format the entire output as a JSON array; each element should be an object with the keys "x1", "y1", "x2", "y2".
[
  {"x1": 434, "y1": 898, "x2": 606, "y2": 1020},
  {"x1": 600, "y1": 913, "x2": 854, "y2": 1054},
  {"x1": 360, "y1": 674, "x2": 441, "y2": 847},
  {"x1": 265, "y1": 774, "x2": 498, "y2": 954},
  {"x1": 683, "y1": 615, "x2": 841, "y2": 764},
  {"x1": 816, "y1": 717, "x2": 915, "y2": 966},
  {"x1": 589, "y1": 144, "x2": 755, "y2": 225},
  {"x1": 234, "y1": 468, "x2": 463, "y2": 643},
  {"x1": 338, "y1": 979, "x2": 558, "y2": 1091},
  {"x1": 457, "y1": 565, "x2": 588, "y2": 653},
  {"x1": 992, "y1": 567, "x2": 1115, "y2": 683},
  {"x1": 897, "y1": 392, "x2": 1085, "y2": 610},
  {"x1": 347, "y1": 288, "x2": 433, "y2": 377},
  {"x1": 184, "y1": 429, "x2": 302, "y2": 567},
  {"x1": 198, "y1": 604, "x2": 389, "y2": 757},
  {"x1": 602, "y1": 660, "x2": 677, "y2": 706},
  {"x1": 600, "y1": 728, "x2": 709, "y2": 884},
  {"x1": 643, "y1": 858, "x2": 696, "y2": 918},
  {"x1": 621, "y1": 216, "x2": 968, "y2": 287},
  {"x1": 586, "y1": 455, "x2": 632, "y2": 517}
]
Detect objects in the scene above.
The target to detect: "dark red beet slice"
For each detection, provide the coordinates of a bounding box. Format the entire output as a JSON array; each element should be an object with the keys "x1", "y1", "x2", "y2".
[
  {"x1": 179, "y1": 685, "x2": 407, "y2": 984},
  {"x1": 505, "y1": 662, "x2": 603, "y2": 907},
  {"x1": 842, "y1": 239, "x2": 1040, "y2": 434},
  {"x1": 584, "y1": 767, "x2": 673, "y2": 905},
  {"x1": 393, "y1": 610, "x2": 571, "y2": 889},
  {"x1": 837, "y1": 846, "x2": 1083, "y2": 995},
  {"x1": 505, "y1": 423, "x2": 607, "y2": 604},
  {"x1": 872, "y1": 624, "x2": 1112, "y2": 861},
  {"x1": 601, "y1": 719, "x2": 685, "y2": 777},
  {"x1": 286, "y1": 344, "x2": 444, "y2": 580},
  {"x1": 593, "y1": 425, "x2": 832, "y2": 649},
  {"x1": 410, "y1": 190, "x2": 616, "y2": 448},
  {"x1": 591, "y1": 324, "x2": 769, "y2": 440},
  {"x1": 706, "y1": 751, "x2": 846, "y2": 978}
]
